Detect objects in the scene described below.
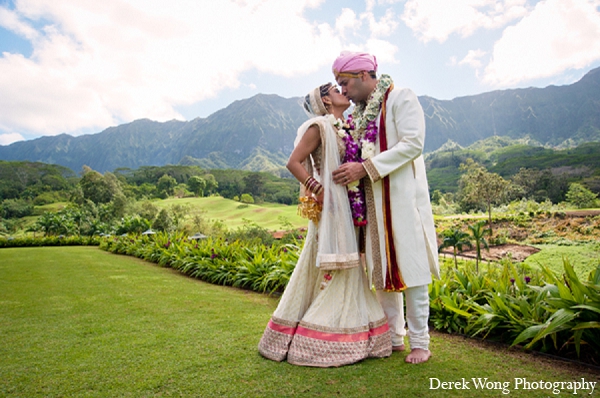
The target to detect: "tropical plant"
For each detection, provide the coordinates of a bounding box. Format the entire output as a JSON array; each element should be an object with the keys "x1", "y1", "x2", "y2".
[
  {"x1": 468, "y1": 220, "x2": 490, "y2": 273},
  {"x1": 115, "y1": 215, "x2": 152, "y2": 235},
  {"x1": 512, "y1": 260, "x2": 600, "y2": 358},
  {"x1": 438, "y1": 228, "x2": 472, "y2": 268}
]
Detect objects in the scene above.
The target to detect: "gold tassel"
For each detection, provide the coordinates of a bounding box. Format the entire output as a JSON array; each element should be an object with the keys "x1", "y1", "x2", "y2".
[{"x1": 297, "y1": 196, "x2": 322, "y2": 224}]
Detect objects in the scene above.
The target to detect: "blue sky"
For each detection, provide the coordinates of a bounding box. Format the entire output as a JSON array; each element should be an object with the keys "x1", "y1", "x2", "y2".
[{"x1": 1, "y1": 0, "x2": 600, "y2": 145}]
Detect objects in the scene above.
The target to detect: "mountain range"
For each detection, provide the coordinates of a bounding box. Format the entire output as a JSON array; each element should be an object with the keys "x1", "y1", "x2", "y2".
[{"x1": 1, "y1": 67, "x2": 599, "y2": 174}]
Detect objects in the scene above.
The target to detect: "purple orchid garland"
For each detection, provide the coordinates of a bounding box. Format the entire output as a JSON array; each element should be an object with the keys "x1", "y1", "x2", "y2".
[{"x1": 340, "y1": 115, "x2": 378, "y2": 227}]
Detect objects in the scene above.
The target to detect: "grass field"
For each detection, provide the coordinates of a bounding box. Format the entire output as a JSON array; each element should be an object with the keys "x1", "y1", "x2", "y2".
[
  {"x1": 157, "y1": 197, "x2": 306, "y2": 231},
  {"x1": 1, "y1": 247, "x2": 598, "y2": 397},
  {"x1": 524, "y1": 243, "x2": 600, "y2": 278}
]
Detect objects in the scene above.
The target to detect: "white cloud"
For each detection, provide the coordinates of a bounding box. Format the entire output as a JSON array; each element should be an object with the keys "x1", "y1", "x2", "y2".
[
  {"x1": 336, "y1": 8, "x2": 361, "y2": 38},
  {"x1": 0, "y1": 7, "x2": 38, "y2": 40},
  {"x1": 401, "y1": 0, "x2": 528, "y2": 43},
  {"x1": 364, "y1": 8, "x2": 398, "y2": 37},
  {"x1": 0, "y1": 132, "x2": 25, "y2": 145},
  {"x1": 0, "y1": 0, "x2": 348, "y2": 137},
  {"x1": 365, "y1": 38, "x2": 398, "y2": 63},
  {"x1": 483, "y1": 0, "x2": 600, "y2": 86},
  {"x1": 459, "y1": 49, "x2": 487, "y2": 69},
  {"x1": 337, "y1": 5, "x2": 398, "y2": 42}
]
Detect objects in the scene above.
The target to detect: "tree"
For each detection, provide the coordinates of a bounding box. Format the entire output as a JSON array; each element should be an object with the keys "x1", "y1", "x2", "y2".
[
  {"x1": 110, "y1": 193, "x2": 130, "y2": 219},
  {"x1": 565, "y1": 182, "x2": 599, "y2": 208},
  {"x1": 152, "y1": 208, "x2": 173, "y2": 232},
  {"x1": 203, "y1": 174, "x2": 218, "y2": 196},
  {"x1": 188, "y1": 176, "x2": 206, "y2": 197},
  {"x1": 243, "y1": 172, "x2": 265, "y2": 201},
  {"x1": 431, "y1": 189, "x2": 444, "y2": 205},
  {"x1": 511, "y1": 167, "x2": 569, "y2": 203},
  {"x1": 157, "y1": 174, "x2": 177, "y2": 197},
  {"x1": 170, "y1": 203, "x2": 191, "y2": 230},
  {"x1": 458, "y1": 159, "x2": 510, "y2": 235},
  {"x1": 173, "y1": 184, "x2": 189, "y2": 198},
  {"x1": 80, "y1": 167, "x2": 112, "y2": 204},
  {"x1": 133, "y1": 183, "x2": 157, "y2": 199},
  {"x1": 104, "y1": 172, "x2": 124, "y2": 198},
  {"x1": 438, "y1": 228, "x2": 472, "y2": 269},
  {"x1": 468, "y1": 220, "x2": 491, "y2": 274},
  {"x1": 137, "y1": 201, "x2": 159, "y2": 222}
]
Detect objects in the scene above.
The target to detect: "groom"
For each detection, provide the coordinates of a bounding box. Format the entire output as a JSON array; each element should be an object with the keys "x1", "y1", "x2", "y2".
[{"x1": 331, "y1": 51, "x2": 440, "y2": 364}]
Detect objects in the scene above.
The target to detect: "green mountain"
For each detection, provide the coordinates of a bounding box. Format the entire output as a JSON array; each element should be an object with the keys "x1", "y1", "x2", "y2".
[
  {"x1": 0, "y1": 94, "x2": 306, "y2": 174},
  {"x1": 0, "y1": 68, "x2": 599, "y2": 173},
  {"x1": 425, "y1": 137, "x2": 600, "y2": 195},
  {"x1": 420, "y1": 67, "x2": 600, "y2": 151}
]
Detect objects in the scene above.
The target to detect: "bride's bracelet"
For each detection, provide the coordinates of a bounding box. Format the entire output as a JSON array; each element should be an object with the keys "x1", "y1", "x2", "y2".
[{"x1": 303, "y1": 176, "x2": 323, "y2": 196}]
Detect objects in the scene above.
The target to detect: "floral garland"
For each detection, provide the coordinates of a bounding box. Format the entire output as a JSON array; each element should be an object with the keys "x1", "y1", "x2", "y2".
[
  {"x1": 327, "y1": 74, "x2": 393, "y2": 227},
  {"x1": 327, "y1": 115, "x2": 368, "y2": 226},
  {"x1": 351, "y1": 73, "x2": 394, "y2": 147}
]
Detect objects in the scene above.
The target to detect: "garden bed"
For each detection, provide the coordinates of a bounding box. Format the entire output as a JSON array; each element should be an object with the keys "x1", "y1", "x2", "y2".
[{"x1": 441, "y1": 244, "x2": 541, "y2": 262}]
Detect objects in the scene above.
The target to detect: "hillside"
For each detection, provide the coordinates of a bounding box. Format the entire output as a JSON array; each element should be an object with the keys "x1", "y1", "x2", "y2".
[
  {"x1": 425, "y1": 138, "x2": 600, "y2": 194},
  {"x1": 420, "y1": 67, "x2": 600, "y2": 151},
  {"x1": 0, "y1": 95, "x2": 307, "y2": 174},
  {"x1": 0, "y1": 67, "x2": 599, "y2": 173}
]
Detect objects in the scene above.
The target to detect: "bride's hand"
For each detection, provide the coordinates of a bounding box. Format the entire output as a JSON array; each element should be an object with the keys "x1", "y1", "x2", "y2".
[{"x1": 314, "y1": 191, "x2": 324, "y2": 205}]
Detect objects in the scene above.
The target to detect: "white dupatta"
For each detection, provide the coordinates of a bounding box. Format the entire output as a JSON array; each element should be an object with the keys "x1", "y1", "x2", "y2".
[{"x1": 294, "y1": 116, "x2": 360, "y2": 270}]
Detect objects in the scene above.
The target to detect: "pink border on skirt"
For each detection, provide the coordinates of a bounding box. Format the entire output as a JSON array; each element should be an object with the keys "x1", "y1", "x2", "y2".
[{"x1": 268, "y1": 319, "x2": 389, "y2": 342}]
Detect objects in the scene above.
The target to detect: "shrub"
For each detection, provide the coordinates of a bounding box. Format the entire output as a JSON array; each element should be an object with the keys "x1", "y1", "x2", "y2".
[
  {"x1": 430, "y1": 259, "x2": 600, "y2": 362},
  {"x1": 240, "y1": 193, "x2": 254, "y2": 204},
  {"x1": 99, "y1": 232, "x2": 297, "y2": 294},
  {"x1": 0, "y1": 235, "x2": 100, "y2": 248},
  {"x1": 1, "y1": 199, "x2": 34, "y2": 219}
]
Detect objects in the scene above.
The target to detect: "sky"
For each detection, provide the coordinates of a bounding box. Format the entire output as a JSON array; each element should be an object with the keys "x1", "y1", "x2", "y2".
[{"x1": 1, "y1": 0, "x2": 600, "y2": 146}]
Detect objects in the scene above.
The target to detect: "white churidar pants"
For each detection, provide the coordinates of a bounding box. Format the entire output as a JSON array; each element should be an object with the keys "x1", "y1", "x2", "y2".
[{"x1": 376, "y1": 284, "x2": 430, "y2": 350}]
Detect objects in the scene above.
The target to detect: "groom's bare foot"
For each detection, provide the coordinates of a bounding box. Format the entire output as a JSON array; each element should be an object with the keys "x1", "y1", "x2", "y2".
[
  {"x1": 392, "y1": 344, "x2": 405, "y2": 352},
  {"x1": 405, "y1": 348, "x2": 431, "y2": 364}
]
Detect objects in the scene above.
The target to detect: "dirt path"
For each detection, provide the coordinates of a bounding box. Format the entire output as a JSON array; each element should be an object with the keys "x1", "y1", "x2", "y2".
[{"x1": 440, "y1": 244, "x2": 540, "y2": 262}]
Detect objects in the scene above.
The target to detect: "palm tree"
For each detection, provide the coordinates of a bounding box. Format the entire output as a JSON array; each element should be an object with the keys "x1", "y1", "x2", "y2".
[
  {"x1": 468, "y1": 220, "x2": 491, "y2": 273},
  {"x1": 438, "y1": 228, "x2": 472, "y2": 269}
]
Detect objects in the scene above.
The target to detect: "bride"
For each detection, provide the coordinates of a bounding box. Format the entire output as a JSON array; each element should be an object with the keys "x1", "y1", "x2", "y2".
[{"x1": 258, "y1": 83, "x2": 392, "y2": 367}]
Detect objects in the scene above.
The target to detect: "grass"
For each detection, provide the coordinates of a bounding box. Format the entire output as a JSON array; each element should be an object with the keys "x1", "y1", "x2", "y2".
[
  {"x1": 524, "y1": 242, "x2": 600, "y2": 278},
  {"x1": 156, "y1": 196, "x2": 306, "y2": 231},
  {"x1": 1, "y1": 247, "x2": 599, "y2": 397},
  {"x1": 32, "y1": 202, "x2": 70, "y2": 215}
]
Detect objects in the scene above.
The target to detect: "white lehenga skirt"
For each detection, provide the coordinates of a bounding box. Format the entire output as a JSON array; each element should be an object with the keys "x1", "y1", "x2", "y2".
[{"x1": 258, "y1": 226, "x2": 392, "y2": 367}]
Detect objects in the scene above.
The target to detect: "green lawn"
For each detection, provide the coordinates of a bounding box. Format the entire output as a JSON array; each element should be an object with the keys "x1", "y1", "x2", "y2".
[
  {"x1": 157, "y1": 197, "x2": 306, "y2": 231},
  {"x1": 524, "y1": 243, "x2": 600, "y2": 278},
  {"x1": 1, "y1": 247, "x2": 598, "y2": 397}
]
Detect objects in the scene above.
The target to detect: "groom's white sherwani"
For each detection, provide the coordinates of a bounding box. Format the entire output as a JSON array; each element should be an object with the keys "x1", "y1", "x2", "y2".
[{"x1": 363, "y1": 86, "x2": 440, "y2": 291}]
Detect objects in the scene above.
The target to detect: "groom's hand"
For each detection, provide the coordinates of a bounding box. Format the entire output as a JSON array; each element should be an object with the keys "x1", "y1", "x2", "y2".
[{"x1": 333, "y1": 162, "x2": 367, "y2": 185}]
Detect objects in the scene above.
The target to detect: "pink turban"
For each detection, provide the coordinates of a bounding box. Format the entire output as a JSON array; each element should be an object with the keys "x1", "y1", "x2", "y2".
[{"x1": 332, "y1": 51, "x2": 377, "y2": 78}]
